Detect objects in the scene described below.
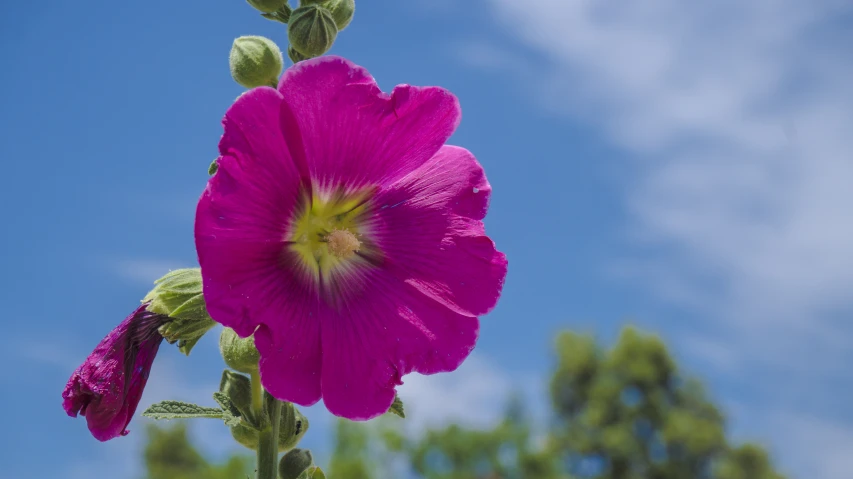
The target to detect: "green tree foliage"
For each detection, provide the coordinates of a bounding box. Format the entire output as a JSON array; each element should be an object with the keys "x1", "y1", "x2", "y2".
[
  {"x1": 143, "y1": 422, "x2": 253, "y2": 479},
  {"x1": 365, "y1": 327, "x2": 787, "y2": 479},
  {"x1": 328, "y1": 419, "x2": 374, "y2": 479},
  {"x1": 139, "y1": 327, "x2": 789, "y2": 479}
]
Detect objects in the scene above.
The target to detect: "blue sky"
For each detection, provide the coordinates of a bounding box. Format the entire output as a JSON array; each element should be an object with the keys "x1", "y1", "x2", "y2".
[{"x1": 2, "y1": 0, "x2": 852, "y2": 477}]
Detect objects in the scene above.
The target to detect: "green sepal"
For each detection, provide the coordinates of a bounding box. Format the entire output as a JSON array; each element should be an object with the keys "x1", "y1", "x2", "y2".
[
  {"x1": 144, "y1": 268, "x2": 215, "y2": 355},
  {"x1": 386, "y1": 394, "x2": 405, "y2": 418},
  {"x1": 142, "y1": 400, "x2": 227, "y2": 421},
  {"x1": 260, "y1": 3, "x2": 292, "y2": 23},
  {"x1": 246, "y1": 0, "x2": 288, "y2": 14},
  {"x1": 288, "y1": 46, "x2": 308, "y2": 64},
  {"x1": 219, "y1": 370, "x2": 260, "y2": 429},
  {"x1": 298, "y1": 466, "x2": 326, "y2": 479}
]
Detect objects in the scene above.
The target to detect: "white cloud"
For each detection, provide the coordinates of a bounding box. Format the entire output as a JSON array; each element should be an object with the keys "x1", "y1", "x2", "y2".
[
  {"x1": 398, "y1": 354, "x2": 514, "y2": 433},
  {"x1": 777, "y1": 413, "x2": 853, "y2": 479},
  {"x1": 480, "y1": 0, "x2": 853, "y2": 353},
  {"x1": 476, "y1": 0, "x2": 853, "y2": 476}
]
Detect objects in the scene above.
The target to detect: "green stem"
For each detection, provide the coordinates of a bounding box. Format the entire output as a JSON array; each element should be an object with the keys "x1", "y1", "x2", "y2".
[
  {"x1": 250, "y1": 371, "x2": 264, "y2": 416},
  {"x1": 257, "y1": 392, "x2": 282, "y2": 479}
]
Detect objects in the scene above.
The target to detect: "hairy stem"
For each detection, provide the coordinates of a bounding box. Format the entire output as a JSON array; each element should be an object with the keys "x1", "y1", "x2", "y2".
[{"x1": 258, "y1": 393, "x2": 282, "y2": 479}]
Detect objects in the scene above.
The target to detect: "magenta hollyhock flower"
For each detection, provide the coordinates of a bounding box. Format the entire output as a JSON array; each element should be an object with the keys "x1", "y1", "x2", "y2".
[
  {"x1": 195, "y1": 56, "x2": 507, "y2": 420},
  {"x1": 62, "y1": 304, "x2": 168, "y2": 441}
]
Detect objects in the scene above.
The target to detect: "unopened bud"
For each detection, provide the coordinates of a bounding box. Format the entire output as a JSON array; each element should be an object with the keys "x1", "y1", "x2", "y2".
[
  {"x1": 219, "y1": 327, "x2": 261, "y2": 374},
  {"x1": 326, "y1": 0, "x2": 355, "y2": 30},
  {"x1": 229, "y1": 401, "x2": 309, "y2": 451},
  {"x1": 279, "y1": 449, "x2": 314, "y2": 479},
  {"x1": 229, "y1": 36, "x2": 283, "y2": 88},
  {"x1": 288, "y1": 5, "x2": 337, "y2": 58}
]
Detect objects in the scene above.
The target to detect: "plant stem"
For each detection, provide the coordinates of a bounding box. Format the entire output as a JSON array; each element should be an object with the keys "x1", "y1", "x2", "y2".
[
  {"x1": 257, "y1": 392, "x2": 282, "y2": 479},
  {"x1": 250, "y1": 371, "x2": 264, "y2": 416}
]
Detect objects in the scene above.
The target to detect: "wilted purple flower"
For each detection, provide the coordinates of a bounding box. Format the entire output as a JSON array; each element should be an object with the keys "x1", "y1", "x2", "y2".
[{"x1": 62, "y1": 304, "x2": 169, "y2": 441}]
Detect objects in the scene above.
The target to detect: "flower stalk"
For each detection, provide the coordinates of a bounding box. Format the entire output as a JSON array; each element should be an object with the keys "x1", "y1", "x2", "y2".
[{"x1": 257, "y1": 391, "x2": 282, "y2": 479}]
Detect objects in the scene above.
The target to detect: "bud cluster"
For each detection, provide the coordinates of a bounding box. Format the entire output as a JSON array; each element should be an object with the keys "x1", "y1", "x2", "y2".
[{"x1": 234, "y1": 0, "x2": 355, "y2": 87}]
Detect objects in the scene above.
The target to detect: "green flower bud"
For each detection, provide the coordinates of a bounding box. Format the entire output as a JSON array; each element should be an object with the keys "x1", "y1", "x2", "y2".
[
  {"x1": 229, "y1": 36, "x2": 283, "y2": 89},
  {"x1": 279, "y1": 402, "x2": 310, "y2": 450},
  {"x1": 299, "y1": 0, "x2": 354, "y2": 30},
  {"x1": 288, "y1": 5, "x2": 337, "y2": 58},
  {"x1": 219, "y1": 327, "x2": 260, "y2": 374},
  {"x1": 143, "y1": 268, "x2": 216, "y2": 355},
  {"x1": 325, "y1": 0, "x2": 355, "y2": 30},
  {"x1": 279, "y1": 449, "x2": 313, "y2": 479},
  {"x1": 219, "y1": 370, "x2": 254, "y2": 421},
  {"x1": 230, "y1": 422, "x2": 260, "y2": 449},
  {"x1": 228, "y1": 402, "x2": 309, "y2": 451},
  {"x1": 246, "y1": 0, "x2": 288, "y2": 14}
]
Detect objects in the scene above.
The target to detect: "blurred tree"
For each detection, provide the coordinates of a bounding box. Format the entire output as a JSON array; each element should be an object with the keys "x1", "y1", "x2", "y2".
[
  {"x1": 328, "y1": 419, "x2": 374, "y2": 479},
  {"x1": 550, "y1": 327, "x2": 731, "y2": 478},
  {"x1": 143, "y1": 422, "x2": 253, "y2": 479},
  {"x1": 140, "y1": 328, "x2": 789, "y2": 479},
  {"x1": 366, "y1": 327, "x2": 787, "y2": 479}
]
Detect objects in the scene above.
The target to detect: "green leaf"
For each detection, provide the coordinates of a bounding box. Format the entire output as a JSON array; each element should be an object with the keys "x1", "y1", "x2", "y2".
[
  {"x1": 386, "y1": 394, "x2": 405, "y2": 418},
  {"x1": 213, "y1": 392, "x2": 243, "y2": 427},
  {"x1": 297, "y1": 466, "x2": 326, "y2": 479},
  {"x1": 142, "y1": 401, "x2": 224, "y2": 421}
]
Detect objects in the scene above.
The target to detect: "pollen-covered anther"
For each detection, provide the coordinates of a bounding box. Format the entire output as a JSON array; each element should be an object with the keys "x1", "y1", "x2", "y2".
[{"x1": 326, "y1": 229, "x2": 361, "y2": 259}]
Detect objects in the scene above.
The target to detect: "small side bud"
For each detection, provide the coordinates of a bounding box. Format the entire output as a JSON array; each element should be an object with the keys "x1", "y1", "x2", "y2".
[
  {"x1": 288, "y1": 5, "x2": 338, "y2": 58},
  {"x1": 326, "y1": 0, "x2": 355, "y2": 30},
  {"x1": 279, "y1": 402, "x2": 310, "y2": 450},
  {"x1": 279, "y1": 449, "x2": 314, "y2": 479},
  {"x1": 219, "y1": 370, "x2": 254, "y2": 421},
  {"x1": 219, "y1": 327, "x2": 261, "y2": 374},
  {"x1": 229, "y1": 401, "x2": 309, "y2": 451},
  {"x1": 229, "y1": 36, "x2": 284, "y2": 89},
  {"x1": 143, "y1": 268, "x2": 216, "y2": 355},
  {"x1": 246, "y1": 0, "x2": 288, "y2": 14}
]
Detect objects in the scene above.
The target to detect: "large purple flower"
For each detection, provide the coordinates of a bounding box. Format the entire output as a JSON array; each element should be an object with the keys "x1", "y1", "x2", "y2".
[
  {"x1": 62, "y1": 304, "x2": 168, "y2": 441},
  {"x1": 195, "y1": 56, "x2": 508, "y2": 420}
]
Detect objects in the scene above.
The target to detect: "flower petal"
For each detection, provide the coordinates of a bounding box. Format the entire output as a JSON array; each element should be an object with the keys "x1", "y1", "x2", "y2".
[
  {"x1": 369, "y1": 146, "x2": 508, "y2": 317},
  {"x1": 277, "y1": 56, "x2": 461, "y2": 190},
  {"x1": 319, "y1": 271, "x2": 479, "y2": 420},
  {"x1": 197, "y1": 88, "x2": 307, "y2": 337}
]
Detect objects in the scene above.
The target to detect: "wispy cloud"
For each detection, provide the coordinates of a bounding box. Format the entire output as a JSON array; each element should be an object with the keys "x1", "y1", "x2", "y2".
[
  {"x1": 470, "y1": 0, "x2": 853, "y2": 477},
  {"x1": 104, "y1": 257, "x2": 195, "y2": 285},
  {"x1": 398, "y1": 354, "x2": 514, "y2": 432}
]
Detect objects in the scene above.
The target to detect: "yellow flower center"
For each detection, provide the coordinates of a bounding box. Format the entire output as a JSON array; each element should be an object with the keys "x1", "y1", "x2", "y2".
[{"x1": 286, "y1": 187, "x2": 376, "y2": 284}]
